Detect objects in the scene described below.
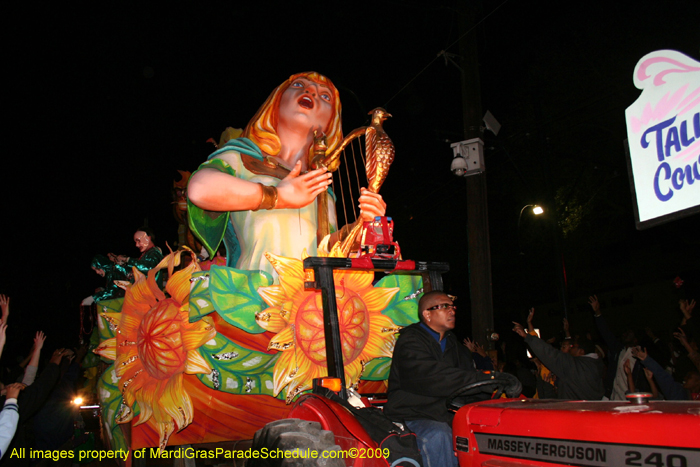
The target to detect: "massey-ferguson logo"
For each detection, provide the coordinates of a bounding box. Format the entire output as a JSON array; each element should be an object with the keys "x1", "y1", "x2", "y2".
[{"x1": 625, "y1": 50, "x2": 700, "y2": 226}]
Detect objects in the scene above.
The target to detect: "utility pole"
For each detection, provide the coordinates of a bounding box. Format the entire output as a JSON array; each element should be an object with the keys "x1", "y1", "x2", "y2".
[{"x1": 457, "y1": 3, "x2": 495, "y2": 348}]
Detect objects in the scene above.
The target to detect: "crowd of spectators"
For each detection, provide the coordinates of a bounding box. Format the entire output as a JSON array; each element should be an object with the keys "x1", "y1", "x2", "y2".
[
  {"x1": 461, "y1": 293, "x2": 700, "y2": 402},
  {"x1": 0, "y1": 294, "x2": 89, "y2": 465}
]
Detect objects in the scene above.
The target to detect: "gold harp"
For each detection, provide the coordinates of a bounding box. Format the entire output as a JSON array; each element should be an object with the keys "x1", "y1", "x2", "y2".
[{"x1": 311, "y1": 108, "x2": 394, "y2": 258}]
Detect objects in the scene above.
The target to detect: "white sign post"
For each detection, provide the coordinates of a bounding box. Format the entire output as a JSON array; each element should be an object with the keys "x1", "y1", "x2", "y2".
[{"x1": 625, "y1": 50, "x2": 700, "y2": 229}]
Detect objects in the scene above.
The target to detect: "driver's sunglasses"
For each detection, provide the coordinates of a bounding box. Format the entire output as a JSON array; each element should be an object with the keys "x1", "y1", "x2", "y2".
[{"x1": 426, "y1": 303, "x2": 457, "y2": 311}]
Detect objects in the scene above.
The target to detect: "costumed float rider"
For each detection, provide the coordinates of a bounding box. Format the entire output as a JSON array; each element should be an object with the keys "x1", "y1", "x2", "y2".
[
  {"x1": 80, "y1": 254, "x2": 127, "y2": 306},
  {"x1": 186, "y1": 72, "x2": 386, "y2": 278},
  {"x1": 109, "y1": 227, "x2": 165, "y2": 286}
]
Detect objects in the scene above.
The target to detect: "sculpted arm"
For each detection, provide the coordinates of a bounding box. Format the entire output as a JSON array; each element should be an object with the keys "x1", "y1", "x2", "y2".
[
  {"x1": 188, "y1": 163, "x2": 332, "y2": 212},
  {"x1": 187, "y1": 168, "x2": 263, "y2": 212}
]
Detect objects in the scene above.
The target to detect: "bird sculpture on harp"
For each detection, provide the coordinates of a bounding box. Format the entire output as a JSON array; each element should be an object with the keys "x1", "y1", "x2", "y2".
[{"x1": 311, "y1": 107, "x2": 395, "y2": 257}]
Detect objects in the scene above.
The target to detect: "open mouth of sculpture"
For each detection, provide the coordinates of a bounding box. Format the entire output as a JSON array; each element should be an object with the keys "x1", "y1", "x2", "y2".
[{"x1": 298, "y1": 95, "x2": 314, "y2": 109}]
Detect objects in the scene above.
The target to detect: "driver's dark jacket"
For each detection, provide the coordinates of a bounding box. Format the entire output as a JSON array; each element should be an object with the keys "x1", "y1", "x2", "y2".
[{"x1": 384, "y1": 323, "x2": 488, "y2": 425}]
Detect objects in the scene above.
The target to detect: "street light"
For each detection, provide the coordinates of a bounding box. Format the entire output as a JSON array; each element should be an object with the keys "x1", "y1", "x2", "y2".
[{"x1": 517, "y1": 204, "x2": 544, "y2": 255}]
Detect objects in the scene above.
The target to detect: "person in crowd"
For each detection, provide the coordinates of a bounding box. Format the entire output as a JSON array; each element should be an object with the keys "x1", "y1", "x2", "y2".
[
  {"x1": 385, "y1": 291, "x2": 521, "y2": 467},
  {"x1": 513, "y1": 321, "x2": 605, "y2": 400},
  {"x1": 33, "y1": 345, "x2": 88, "y2": 453},
  {"x1": 631, "y1": 346, "x2": 700, "y2": 400},
  {"x1": 0, "y1": 297, "x2": 8, "y2": 325},
  {"x1": 623, "y1": 359, "x2": 659, "y2": 399},
  {"x1": 524, "y1": 309, "x2": 558, "y2": 398},
  {"x1": 0, "y1": 384, "x2": 23, "y2": 459},
  {"x1": 0, "y1": 347, "x2": 69, "y2": 467},
  {"x1": 589, "y1": 294, "x2": 650, "y2": 398},
  {"x1": 462, "y1": 338, "x2": 494, "y2": 371},
  {"x1": 20, "y1": 332, "x2": 44, "y2": 386},
  {"x1": 673, "y1": 327, "x2": 700, "y2": 373}
]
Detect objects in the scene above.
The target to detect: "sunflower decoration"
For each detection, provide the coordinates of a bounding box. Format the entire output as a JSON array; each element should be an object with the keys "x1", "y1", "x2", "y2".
[
  {"x1": 255, "y1": 252, "x2": 401, "y2": 402},
  {"x1": 95, "y1": 248, "x2": 216, "y2": 450}
]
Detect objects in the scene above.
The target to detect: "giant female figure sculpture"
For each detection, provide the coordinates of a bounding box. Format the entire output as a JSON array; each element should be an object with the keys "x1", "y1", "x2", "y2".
[
  {"x1": 187, "y1": 72, "x2": 386, "y2": 278},
  {"x1": 95, "y1": 72, "x2": 410, "y2": 452}
]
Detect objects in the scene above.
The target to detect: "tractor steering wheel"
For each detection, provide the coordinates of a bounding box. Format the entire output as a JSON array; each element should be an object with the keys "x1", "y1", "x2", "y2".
[{"x1": 446, "y1": 376, "x2": 514, "y2": 410}]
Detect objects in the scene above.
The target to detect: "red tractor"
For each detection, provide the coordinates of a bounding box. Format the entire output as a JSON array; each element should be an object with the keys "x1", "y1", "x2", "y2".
[{"x1": 248, "y1": 257, "x2": 700, "y2": 467}]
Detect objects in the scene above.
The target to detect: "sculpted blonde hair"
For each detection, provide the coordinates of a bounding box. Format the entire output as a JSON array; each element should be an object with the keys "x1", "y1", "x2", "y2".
[{"x1": 242, "y1": 72, "x2": 343, "y2": 158}]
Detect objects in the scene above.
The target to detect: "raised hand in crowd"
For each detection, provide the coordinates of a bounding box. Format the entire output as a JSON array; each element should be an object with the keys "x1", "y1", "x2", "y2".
[
  {"x1": 30, "y1": 332, "x2": 46, "y2": 363},
  {"x1": 563, "y1": 318, "x2": 571, "y2": 339},
  {"x1": 0, "y1": 324, "x2": 6, "y2": 361},
  {"x1": 512, "y1": 322, "x2": 527, "y2": 338},
  {"x1": 588, "y1": 295, "x2": 601, "y2": 316},
  {"x1": 0, "y1": 295, "x2": 9, "y2": 325},
  {"x1": 631, "y1": 346, "x2": 648, "y2": 361},
  {"x1": 643, "y1": 368, "x2": 659, "y2": 399},
  {"x1": 673, "y1": 327, "x2": 700, "y2": 373},
  {"x1": 463, "y1": 338, "x2": 487, "y2": 357},
  {"x1": 21, "y1": 331, "x2": 46, "y2": 386},
  {"x1": 673, "y1": 328, "x2": 693, "y2": 353},
  {"x1": 526, "y1": 308, "x2": 535, "y2": 334},
  {"x1": 623, "y1": 358, "x2": 635, "y2": 393},
  {"x1": 4, "y1": 383, "x2": 25, "y2": 400},
  {"x1": 49, "y1": 348, "x2": 68, "y2": 365},
  {"x1": 680, "y1": 299, "x2": 695, "y2": 325}
]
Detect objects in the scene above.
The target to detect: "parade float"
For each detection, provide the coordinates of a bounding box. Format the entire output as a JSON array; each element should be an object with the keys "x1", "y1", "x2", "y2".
[
  {"x1": 86, "y1": 57, "x2": 700, "y2": 467},
  {"x1": 89, "y1": 72, "x2": 425, "y2": 456}
]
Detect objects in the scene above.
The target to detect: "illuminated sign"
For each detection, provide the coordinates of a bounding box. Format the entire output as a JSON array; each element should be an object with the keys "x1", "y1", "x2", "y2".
[{"x1": 625, "y1": 50, "x2": 700, "y2": 229}]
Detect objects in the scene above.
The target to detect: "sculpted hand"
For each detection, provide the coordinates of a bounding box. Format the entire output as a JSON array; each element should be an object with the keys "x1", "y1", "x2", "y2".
[
  {"x1": 358, "y1": 188, "x2": 386, "y2": 222},
  {"x1": 276, "y1": 162, "x2": 332, "y2": 209}
]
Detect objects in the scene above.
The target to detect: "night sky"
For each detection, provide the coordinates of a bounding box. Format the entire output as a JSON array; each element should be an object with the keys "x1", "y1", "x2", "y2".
[{"x1": 1, "y1": 1, "x2": 699, "y2": 355}]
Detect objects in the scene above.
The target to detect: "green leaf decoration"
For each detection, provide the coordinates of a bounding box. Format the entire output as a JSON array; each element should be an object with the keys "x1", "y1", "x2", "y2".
[
  {"x1": 361, "y1": 357, "x2": 392, "y2": 381},
  {"x1": 95, "y1": 297, "x2": 123, "y2": 363},
  {"x1": 97, "y1": 364, "x2": 128, "y2": 452},
  {"x1": 196, "y1": 332, "x2": 284, "y2": 399},
  {"x1": 374, "y1": 275, "x2": 423, "y2": 326},
  {"x1": 82, "y1": 328, "x2": 101, "y2": 368},
  {"x1": 208, "y1": 265, "x2": 273, "y2": 333},
  {"x1": 188, "y1": 271, "x2": 216, "y2": 322}
]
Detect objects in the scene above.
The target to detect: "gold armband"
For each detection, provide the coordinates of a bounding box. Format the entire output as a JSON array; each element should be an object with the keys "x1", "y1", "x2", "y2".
[{"x1": 255, "y1": 184, "x2": 278, "y2": 211}]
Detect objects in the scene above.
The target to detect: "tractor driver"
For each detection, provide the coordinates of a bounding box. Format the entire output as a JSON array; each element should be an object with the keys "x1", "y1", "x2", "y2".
[{"x1": 384, "y1": 291, "x2": 521, "y2": 467}]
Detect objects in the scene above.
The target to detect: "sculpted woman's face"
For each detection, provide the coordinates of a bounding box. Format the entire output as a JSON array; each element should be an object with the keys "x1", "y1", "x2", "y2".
[{"x1": 278, "y1": 78, "x2": 334, "y2": 135}]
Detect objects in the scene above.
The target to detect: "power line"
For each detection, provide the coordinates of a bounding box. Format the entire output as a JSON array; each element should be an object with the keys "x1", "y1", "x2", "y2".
[{"x1": 383, "y1": 0, "x2": 511, "y2": 108}]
